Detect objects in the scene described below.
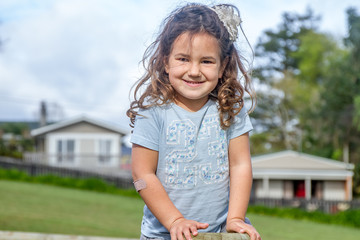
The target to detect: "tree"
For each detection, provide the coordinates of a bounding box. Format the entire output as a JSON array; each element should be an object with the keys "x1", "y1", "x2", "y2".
[
  {"x1": 255, "y1": 7, "x2": 320, "y2": 80},
  {"x1": 290, "y1": 31, "x2": 345, "y2": 158},
  {"x1": 0, "y1": 122, "x2": 34, "y2": 159},
  {"x1": 347, "y1": 8, "x2": 360, "y2": 132},
  {"x1": 250, "y1": 6, "x2": 360, "y2": 196},
  {"x1": 251, "y1": 8, "x2": 321, "y2": 153},
  {"x1": 312, "y1": 8, "x2": 360, "y2": 164}
]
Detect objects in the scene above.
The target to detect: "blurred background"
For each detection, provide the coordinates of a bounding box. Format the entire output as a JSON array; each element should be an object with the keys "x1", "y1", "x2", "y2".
[
  {"x1": 1, "y1": 0, "x2": 360, "y2": 197},
  {"x1": 0, "y1": 0, "x2": 358, "y2": 126},
  {"x1": 1, "y1": 0, "x2": 360, "y2": 190},
  {"x1": 1, "y1": 1, "x2": 360, "y2": 239}
]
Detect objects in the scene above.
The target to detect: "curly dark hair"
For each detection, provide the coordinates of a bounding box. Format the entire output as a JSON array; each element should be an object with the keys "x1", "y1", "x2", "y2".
[{"x1": 127, "y1": 3, "x2": 256, "y2": 129}]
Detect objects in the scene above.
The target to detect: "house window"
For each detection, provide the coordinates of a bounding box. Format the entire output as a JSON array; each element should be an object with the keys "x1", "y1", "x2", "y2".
[
  {"x1": 99, "y1": 139, "x2": 112, "y2": 163},
  {"x1": 57, "y1": 139, "x2": 75, "y2": 163}
]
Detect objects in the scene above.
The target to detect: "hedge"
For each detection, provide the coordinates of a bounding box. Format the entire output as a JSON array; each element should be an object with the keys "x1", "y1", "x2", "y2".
[
  {"x1": 0, "y1": 168, "x2": 139, "y2": 198},
  {"x1": 247, "y1": 205, "x2": 360, "y2": 228}
]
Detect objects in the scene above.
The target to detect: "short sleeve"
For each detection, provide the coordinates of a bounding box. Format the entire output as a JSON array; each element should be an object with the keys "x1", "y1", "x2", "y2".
[
  {"x1": 228, "y1": 106, "x2": 253, "y2": 139},
  {"x1": 130, "y1": 107, "x2": 161, "y2": 151}
]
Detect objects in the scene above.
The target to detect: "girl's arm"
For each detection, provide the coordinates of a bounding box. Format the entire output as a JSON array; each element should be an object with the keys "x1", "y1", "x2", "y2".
[
  {"x1": 131, "y1": 144, "x2": 208, "y2": 240},
  {"x1": 227, "y1": 133, "x2": 261, "y2": 240}
]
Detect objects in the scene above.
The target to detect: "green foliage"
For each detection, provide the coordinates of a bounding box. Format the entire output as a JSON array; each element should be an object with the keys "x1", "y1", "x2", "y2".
[
  {"x1": 248, "y1": 213, "x2": 360, "y2": 240},
  {"x1": 0, "y1": 122, "x2": 35, "y2": 158},
  {"x1": 248, "y1": 205, "x2": 360, "y2": 228},
  {"x1": 0, "y1": 122, "x2": 29, "y2": 135},
  {"x1": 0, "y1": 168, "x2": 139, "y2": 198},
  {"x1": 250, "y1": 5, "x2": 360, "y2": 192},
  {"x1": 252, "y1": 8, "x2": 322, "y2": 155},
  {"x1": 255, "y1": 7, "x2": 320, "y2": 80},
  {"x1": 292, "y1": 31, "x2": 338, "y2": 85},
  {"x1": 250, "y1": 132, "x2": 273, "y2": 154},
  {"x1": 345, "y1": 8, "x2": 360, "y2": 58},
  {"x1": 0, "y1": 139, "x2": 26, "y2": 159},
  {"x1": 336, "y1": 209, "x2": 360, "y2": 228},
  {"x1": 0, "y1": 168, "x2": 30, "y2": 180},
  {"x1": 353, "y1": 95, "x2": 360, "y2": 131},
  {"x1": 299, "y1": 8, "x2": 360, "y2": 162},
  {"x1": 331, "y1": 148, "x2": 343, "y2": 161},
  {"x1": 353, "y1": 162, "x2": 360, "y2": 196}
]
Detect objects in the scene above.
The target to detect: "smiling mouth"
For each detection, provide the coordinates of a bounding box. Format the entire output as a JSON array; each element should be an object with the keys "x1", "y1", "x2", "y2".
[{"x1": 183, "y1": 79, "x2": 204, "y2": 86}]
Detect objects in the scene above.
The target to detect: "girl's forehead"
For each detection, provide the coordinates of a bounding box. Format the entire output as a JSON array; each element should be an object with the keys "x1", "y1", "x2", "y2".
[
  {"x1": 171, "y1": 31, "x2": 221, "y2": 54},
  {"x1": 174, "y1": 31, "x2": 216, "y2": 44}
]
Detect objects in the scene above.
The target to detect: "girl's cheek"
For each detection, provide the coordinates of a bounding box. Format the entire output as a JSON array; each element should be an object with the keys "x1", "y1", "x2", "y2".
[{"x1": 173, "y1": 62, "x2": 188, "y2": 69}]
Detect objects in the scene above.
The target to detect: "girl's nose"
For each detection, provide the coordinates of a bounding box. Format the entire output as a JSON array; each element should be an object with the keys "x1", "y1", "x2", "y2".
[{"x1": 188, "y1": 63, "x2": 201, "y2": 77}]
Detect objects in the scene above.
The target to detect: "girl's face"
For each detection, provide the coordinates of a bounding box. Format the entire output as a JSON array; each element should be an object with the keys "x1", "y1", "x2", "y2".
[{"x1": 165, "y1": 32, "x2": 225, "y2": 112}]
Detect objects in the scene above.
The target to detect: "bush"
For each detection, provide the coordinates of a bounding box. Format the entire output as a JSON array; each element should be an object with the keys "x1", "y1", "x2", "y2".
[
  {"x1": 0, "y1": 168, "x2": 31, "y2": 181},
  {"x1": 248, "y1": 205, "x2": 360, "y2": 228},
  {"x1": 0, "y1": 168, "x2": 139, "y2": 198},
  {"x1": 336, "y1": 209, "x2": 360, "y2": 228}
]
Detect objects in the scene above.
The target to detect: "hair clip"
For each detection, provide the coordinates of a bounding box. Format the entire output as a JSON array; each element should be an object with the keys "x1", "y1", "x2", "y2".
[{"x1": 211, "y1": 5, "x2": 242, "y2": 42}]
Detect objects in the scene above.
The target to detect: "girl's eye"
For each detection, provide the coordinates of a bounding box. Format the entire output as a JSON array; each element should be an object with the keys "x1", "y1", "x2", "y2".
[
  {"x1": 202, "y1": 60, "x2": 214, "y2": 64},
  {"x1": 177, "y1": 57, "x2": 189, "y2": 62}
]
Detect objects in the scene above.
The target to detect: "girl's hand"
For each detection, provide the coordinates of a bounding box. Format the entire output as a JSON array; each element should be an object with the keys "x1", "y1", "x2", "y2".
[
  {"x1": 226, "y1": 218, "x2": 261, "y2": 240},
  {"x1": 169, "y1": 218, "x2": 209, "y2": 240}
]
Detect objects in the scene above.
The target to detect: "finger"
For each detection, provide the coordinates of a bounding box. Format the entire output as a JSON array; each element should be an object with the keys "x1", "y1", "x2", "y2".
[
  {"x1": 254, "y1": 232, "x2": 261, "y2": 240},
  {"x1": 249, "y1": 232, "x2": 259, "y2": 240},
  {"x1": 190, "y1": 225, "x2": 198, "y2": 236},
  {"x1": 197, "y1": 222, "x2": 209, "y2": 229},
  {"x1": 177, "y1": 230, "x2": 185, "y2": 240},
  {"x1": 183, "y1": 229, "x2": 193, "y2": 240},
  {"x1": 170, "y1": 229, "x2": 177, "y2": 240},
  {"x1": 229, "y1": 225, "x2": 242, "y2": 233}
]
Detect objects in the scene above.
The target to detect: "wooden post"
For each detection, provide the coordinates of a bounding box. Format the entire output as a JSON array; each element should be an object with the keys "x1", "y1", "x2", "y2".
[
  {"x1": 305, "y1": 177, "x2": 311, "y2": 200},
  {"x1": 345, "y1": 176, "x2": 352, "y2": 200},
  {"x1": 193, "y1": 233, "x2": 250, "y2": 240}
]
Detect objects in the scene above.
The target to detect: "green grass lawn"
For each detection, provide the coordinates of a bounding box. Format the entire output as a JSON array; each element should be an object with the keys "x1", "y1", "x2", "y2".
[
  {"x1": 0, "y1": 180, "x2": 144, "y2": 238},
  {"x1": 1, "y1": 180, "x2": 360, "y2": 240}
]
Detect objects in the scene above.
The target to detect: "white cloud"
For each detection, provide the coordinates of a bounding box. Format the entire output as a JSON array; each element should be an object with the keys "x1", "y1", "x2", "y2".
[{"x1": 0, "y1": 0, "x2": 359, "y2": 126}]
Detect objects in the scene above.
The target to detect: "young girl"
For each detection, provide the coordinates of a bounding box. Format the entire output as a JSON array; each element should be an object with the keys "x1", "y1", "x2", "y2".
[{"x1": 127, "y1": 3, "x2": 261, "y2": 240}]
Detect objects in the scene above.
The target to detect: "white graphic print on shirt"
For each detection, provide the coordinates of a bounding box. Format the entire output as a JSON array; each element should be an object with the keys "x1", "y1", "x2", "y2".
[{"x1": 165, "y1": 114, "x2": 228, "y2": 189}]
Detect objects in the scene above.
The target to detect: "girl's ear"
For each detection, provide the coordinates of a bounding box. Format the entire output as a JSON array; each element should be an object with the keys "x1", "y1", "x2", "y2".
[{"x1": 218, "y1": 57, "x2": 229, "y2": 78}]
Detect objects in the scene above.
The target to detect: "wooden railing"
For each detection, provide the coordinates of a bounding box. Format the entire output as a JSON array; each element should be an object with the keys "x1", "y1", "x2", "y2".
[{"x1": 193, "y1": 233, "x2": 249, "y2": 240}]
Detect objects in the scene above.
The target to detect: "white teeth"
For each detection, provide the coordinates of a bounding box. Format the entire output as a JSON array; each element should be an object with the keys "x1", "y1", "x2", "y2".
[{"x1": 184, "y1": 80, "x2": 203, "y2": 84}]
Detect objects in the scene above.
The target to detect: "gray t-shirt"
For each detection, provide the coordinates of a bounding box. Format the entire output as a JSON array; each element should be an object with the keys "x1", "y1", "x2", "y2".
[{"x1": 131, "y1": 100, "x2": 253, "y2": 239}]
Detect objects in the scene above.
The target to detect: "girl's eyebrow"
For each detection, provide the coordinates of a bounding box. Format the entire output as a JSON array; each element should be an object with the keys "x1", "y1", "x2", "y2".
[
  {"x1": 174, "y1": 53, "x2": 190, "y2": 58},
  {"x1": 174, "y1": 53, "x2": 217, "y2": 60},
  {"x1": 202, "y1": 56, "x2": 217, "y2": 60}
]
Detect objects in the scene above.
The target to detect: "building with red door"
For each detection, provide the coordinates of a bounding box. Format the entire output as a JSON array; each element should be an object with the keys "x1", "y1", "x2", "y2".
[{"x1": 251, "y1": 150, "x2": 354, "y2": 201}]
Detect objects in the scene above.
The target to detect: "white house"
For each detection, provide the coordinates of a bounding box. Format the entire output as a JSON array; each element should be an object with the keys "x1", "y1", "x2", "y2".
[
  {"x1": 251, "y1": 150, "x2": 355, "y2": 201},
  {"x1": 27, "y1": 115, "x2": 130, "y2": 174}
]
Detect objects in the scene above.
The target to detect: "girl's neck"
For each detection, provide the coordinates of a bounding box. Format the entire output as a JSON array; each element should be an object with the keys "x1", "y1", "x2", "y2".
[{"x1": 173, "y1": 97, "x2": 209, "y2": 112}]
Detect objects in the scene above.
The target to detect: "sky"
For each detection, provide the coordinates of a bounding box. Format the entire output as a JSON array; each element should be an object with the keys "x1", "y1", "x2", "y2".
[{"x1": 0, "y1": 0, "x2": 359, "y2": 132}]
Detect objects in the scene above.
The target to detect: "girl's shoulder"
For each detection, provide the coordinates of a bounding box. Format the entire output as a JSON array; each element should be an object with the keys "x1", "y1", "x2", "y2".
[
  {"x1": 139, "y1": 102, "x2": 173, "y2": 113},
  {"x1": 136, "y1": 103, "x2": 173, "y2": 122}
]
